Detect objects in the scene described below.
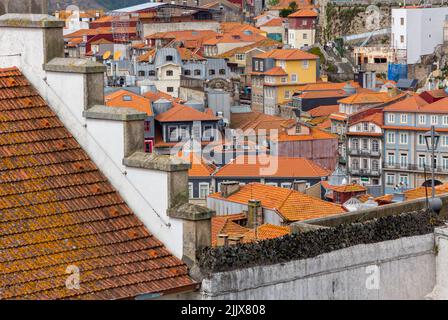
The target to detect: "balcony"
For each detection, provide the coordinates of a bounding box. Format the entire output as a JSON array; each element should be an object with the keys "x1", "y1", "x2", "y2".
[
  {"x1": 349, "y1": 168, "x2": 382, "y2": 176},
  {"x1": 383, "y1": 163, "x2": 448, "y2": 174},
  {"x1": 348, "y1": 148, "x2": 381, "y2": 157}
]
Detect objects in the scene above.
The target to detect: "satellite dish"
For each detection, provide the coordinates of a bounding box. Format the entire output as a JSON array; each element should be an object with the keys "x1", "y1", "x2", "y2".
[{"x1": 103, "y1": 51, "x2": 111, "y2": 60}]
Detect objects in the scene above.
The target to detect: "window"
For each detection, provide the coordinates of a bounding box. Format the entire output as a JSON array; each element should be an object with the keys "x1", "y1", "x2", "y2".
[
  {"x1": 188, "y1": 183, "x2": 194, "y2": 199},
  {"x1": 281, "y1": 182, "x2": 292, "y2": 189},
  {"x1": 387, "y1": 113, "x2": 395, "y2": 123},
  {"x1": 362, "y1": 139, "x2": 368, "y2": 150},
  {"x1": 443, "y1": 157, "x2": 448, "y2": 170},
  {"x1": 284, "y1": 90, "x2": 290, "y2": 99},
  {"x1": 372, "y1": 140, "x2": 379, "y2": 152},
  {"x1": 442, "y1": 135, "x2": 448, "y2": 147},
  {"x1": 144, "y1": 140, "x2": 153, "y2": 153},
  {"x1": 399, "y1": 132, "x2": 408, "y2": 144},
  {"x1": 203, "y1": 125, "x2": 214, "y2": 141},
  {"x1": 352, "y1": 159, "x2": 359, "y2": 170},
  {"x1": 219, "y1": 69, "x2": 226, "y2": 75},
  {"x1": 179, "y1": 125, "x2": 189, "y2": 139},
  {"x1": 419, "y1": 114, "x2": 426, "y2": 124},
  {"x1": 302, "y1": 60, "x2": 309, "y2": 69},
  {"x1": 418, "y1": 134, "x2": 425, "y2": 145},
  {"x1": 399, "y1": 174, "x2": 409, "y2": 186},
  {"x1": 387, "y1": 132, "x2": 395, "y2": 144},
  {"x1": 138, "y1": 70, "x2": 145, "y2": 77},
  {"x1": 386, "y1": 174, "x2": 395, "y2": 186},
  {"x1": 362, "y1": 122, "x2": 369, "y2": 131},
  {"x1": 167, "y1": 87, "x2": 174, "y2": 93},
  {"x1": 255, "y1": 61, "x2": 259, "y2": 71},
  {"x1": 168, "y1": 126, "x2": 178, "y2": 141},
  {"x1": 400, "y1": 114, "x2": 408, "y2": 124},
  {"x1": 266, "y1": 182, "x2": 278, "y2": 187},
  {"x1": 387, "y1": 152, "x2": 395, "y2": 166},
  {"x1": 278, "y1": 60, "x2": 286, "y2": 68},
  {"x1": 431, "y1": 115, "x2": 438, "y2": 125},
  {"x1": 372, "y1": 160, "x2": 379, "y2": 171},
  {"x1": 400, "y1": 17, "x2": 404, "y2": 25},
  {"x1": 362, "y1": 158, "x2": 368, "y2": 169},
  {"x1": 418, "y1": 155, "x2": 426, "y2": 169},
  {"x1": 184, "y1": 70, "x2": 191, "y2": 76},
  {"x1": 352, "y1": 138, "x2": 359, "y2": 150},
  {"x1": 209, "y1": 69, "x2": 215, "y2": 76},
  {"x1": 260, "y1": 61, "x2": 264, "y2": 71},
  {"x1": 194, "y1": 69, "x2": 201, "y2": 76},
  {"x1": 443, "y1": 116, "x2": 448, "y2": 125},
  {"x1": 166, "y1": 55, "x2": 173, "y2": 61},
  {"x1": 400, "y1": 153, "x2": 408, "y2": 168},
  {"x1": 303, "y1": 33, "x2": 307, "y2": 39},
  {"x1": 291, "y1": 74, "x2": 297, "y2": 82},
  {"x1": 148, "y1": 70, "x2": 155, "y2": 76},
  {"x1": 400, "y1": 35, "x2": 404, "y2": 43},
  {"x1": 144, "y1": 121, "x2": 150, "y2": 132},
  {"x1": 236, "y1": 53, "x2": 245, "y2": 61},
  {"x1": 281, "y1": 77, "x2": 287, "y2": 83},
  {"x1": 199, "y1": 183, "x2": 210, "y2": 199},
  {"x1": 166, "y1": 70, "x2": 173, "y2": 77}
]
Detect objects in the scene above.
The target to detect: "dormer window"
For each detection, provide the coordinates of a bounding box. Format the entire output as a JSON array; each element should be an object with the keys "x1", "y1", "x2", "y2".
[{"x1": 166, "y1": 55, "x2": 173, "y2": 62}]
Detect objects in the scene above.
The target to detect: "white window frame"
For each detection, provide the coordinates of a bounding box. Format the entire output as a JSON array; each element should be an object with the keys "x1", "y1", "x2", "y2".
[
  {"x1": 188, "y1": 182, "x2": 194, "y2": 199},
  {"x1": 399, "y1": 132, "x2": 408, "y2": 145},
  {"x1": 199, "y1": 183, "x2": 210, "y2": 199},
  {"x1": 431, "y1": 115, "x2": 438, "y2": 125},
  {"x1": 443, "y1": 115, "x2": 448, "y2": 126},
  {"x1": 400, "y1": 114, "x2": 408, "y2": 124},
  {"x1": 387, "y1": 113, "x2": 395, "y2": 123},
  {"x1": 291, "y1": 74, "x2": 297, "y2": 82},
  {"x1": 281, "y1": 182, "x2": 292, "y2": 189},
  {"x1": 302, "y1": 60, "x2": 309, "y2": 69},
  {"x1": 386, "y1": 174, "x2": 395, "y2": 186},
  {"x1": 387, "y1": 132, "x2": 395, "y2": 144},
  {"x1": 419, "y1": 114, "x2": 426, "y2": 125}
]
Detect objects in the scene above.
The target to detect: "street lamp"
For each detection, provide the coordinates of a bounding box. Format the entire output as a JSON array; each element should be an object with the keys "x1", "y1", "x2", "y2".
[{"x1": 424, "y1": 125, "x2": 440, "y2": 199}]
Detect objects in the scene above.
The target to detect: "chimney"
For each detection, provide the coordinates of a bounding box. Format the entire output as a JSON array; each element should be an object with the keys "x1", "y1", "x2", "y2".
[
  {"x1": 292, "y1": 180, "x2": 307, "y2": 193},
  {"x1": 220, "y1": 181, "x2": 240, "y2": 198},
  {"x1": 247, "y1": 199, "x2": 262, "y2": 229},
  {"x1": 217, "y1": 234, "x2": 229, "y2": 246},
  {"x1": 0, "y1": 0, "x2": 48, "y2": 14},
  {"x1": 228, "y1": 235, "x2": 244, "y2": 246}
]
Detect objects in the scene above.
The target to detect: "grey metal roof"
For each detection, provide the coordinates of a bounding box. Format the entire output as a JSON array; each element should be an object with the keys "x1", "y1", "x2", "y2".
[{"x1": 113, "y1": 3, "x2": 165, "y2": 13}]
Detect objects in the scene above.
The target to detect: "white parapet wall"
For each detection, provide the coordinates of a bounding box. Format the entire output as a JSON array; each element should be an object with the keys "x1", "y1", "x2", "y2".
[{"x1": 201, "y1": 234, "x2": 436, "y2": 300}]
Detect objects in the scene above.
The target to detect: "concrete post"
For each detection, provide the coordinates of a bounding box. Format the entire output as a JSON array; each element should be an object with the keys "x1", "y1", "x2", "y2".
[{"x1": 426, "y1": 224, "x2": 448, "y2": 299}]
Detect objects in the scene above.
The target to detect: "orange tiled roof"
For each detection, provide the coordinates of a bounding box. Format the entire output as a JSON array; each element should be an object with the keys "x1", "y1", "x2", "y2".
[
  {"x1": 270, "y1": 0, "x2": 313, "y2": 10},
  {"x1": 243, "y1": 224, "x2": 290, "y2": 242},
  {"x1": 0, "y1": 67, "x2": 196, "y2": 299},
  {"x1": 143, "y1": 90, "x2": 184, "y2": 104},
  {"x1": 220, "y1": 23, "x2": 265, "y2": 35},
  {"x1": 263, "y1": 66, "x2": 288, "y2": 76},
  {"x1": 376, "y1": 183, "x2": 448, "y2": 203},
  {"x1": 315, "y1": 118, "x2": 332, "y2": 130},
  {"x1": 209, "y1": 183, "x2": 345, "y2": 222},
  {"x1": 231, "y1": 111, "x2": 292, "y2": 132},
  {"x1": 255, "y1": 48, "x2": 318, "y2": 60},
  {"x1": 215, "y1": 38, "x2": 282, "y2": 58},
  {"x1": 155, "y1": 104, "x2": 218, "y2": 122},
  {"x1": 211, "y1": 214, "x2": 249, "y2": 246},
  {"x1": 137, "y1": 49, "x2": 156, "y2": 62},
  {"x1": 350, "y1": 111, "x2": 383, "y2": 126},
  {"x1": 260, "y1": 17, "x2": 284, "y2": 27},
  {"x1": 288, "y1": 8, "x2": 318, "y2": 17},
  {"x1": 332, "y1": 184, "x2": 367, "y2": 193},
  {"x1": 384, "y1": 95, "x2": 448, "y2": 113},
  {"x1": 309, "y1": 105, "x2": 339, "y2": 117},
  {"x1": 298, "y1": 89, "x2": 348, "y2": 99},
  {"x1": 177, "y1": 47, "x2": 205, "y2": 61},
  {"x1": 105, "y1": 89, "x2": 153, "y2": 116},
  {"x1": 338, "y1": 92, "x2": 398, "y2": 105},
  {"x1": 214, "y1": 155, "x2": 330, "y2": 178},
  {"x1": 277, "y1": 126, "x2": 337, "y2": 142},
  {"x1": 178, "y1": 152, "x2": 216, "y2": 177},
  {"x1": 203, "y1": 31, "x2": 266, "y2": 46},
  {"x1": 145, "y1": 30, "x2": 218, "y2": 46}
]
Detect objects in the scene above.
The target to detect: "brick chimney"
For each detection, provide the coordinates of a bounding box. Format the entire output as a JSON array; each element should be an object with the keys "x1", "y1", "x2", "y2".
[
  {"x1": 220, "y1": 181, "x2": 240, "y2": 198},
  {"x1": 292, "y1": 180, "x2": 307, "y2": 193},
  {"x1": 217, "y1": 234, "x2": 229, "y2": 246},
  {"x1": 247, "y1": 199, "x2": 262, "y2": 229}
]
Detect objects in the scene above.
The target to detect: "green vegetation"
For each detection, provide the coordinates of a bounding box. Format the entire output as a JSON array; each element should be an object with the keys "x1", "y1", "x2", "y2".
[
  {"x1": 268, "y1": 0, "x2": 280, "y2": 7},
  {"x1": 308, "y1": 47, "x2": 325, "y2": 64},
  {"x1": 279, "y1": 1, "x2": 298, "y2": 18}
]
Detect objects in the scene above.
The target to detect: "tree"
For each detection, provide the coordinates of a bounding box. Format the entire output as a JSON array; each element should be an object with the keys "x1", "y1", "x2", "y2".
[{"x1": 268, "y1": 0, "x2": 280, "y2": 6}]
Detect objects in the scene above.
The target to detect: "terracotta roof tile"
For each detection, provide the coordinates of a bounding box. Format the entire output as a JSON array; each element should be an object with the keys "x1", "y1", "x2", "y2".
[
  {"x1": 309, "y1": 105, "x2": 339, "y2": 117},
  {"x1": 209, "y1": 183, "x2": 345, "y2": 222},
  {"x1": 288, "y1": 8, "x2": 318, "y2": 17},
  {"x1": 332, "y1": 184, "x2": 367, "y2": 193},
  {"x1": 214, "y1": 155, "x2": 330, "y2": 178},
  {"x1": 105, "y1": 90, "x2": 153, "y2": 116},
  {"x1": 155, "y1": 104, "x2": 218, "y2": 122},
  {"x1": 260, "y1": 17, "x2": 284, "y2": 27},
  {"x1": 0, "y1": 67, "x2": 196, "y2": 300},
  {"x1": 254, "y1": 48, "x2": 318, "y2": 60},
  {"x1": 338, "y1": 92, "x2": 400, "y2": 105},
  {"x1": 243, "y1": 224, "x2": 290, "y2": 242}
]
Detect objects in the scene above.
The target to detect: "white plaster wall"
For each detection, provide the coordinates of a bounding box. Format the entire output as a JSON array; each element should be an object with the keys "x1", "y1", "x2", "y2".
[
  {"x1": 142, "y1": 21, "x2": 220, "y2": 37},
  {"x1": 0, "y1": 26, "x2": 185, "y2": 259},
  {"x1": 201, "y1": 234, "x2": 436, "y2": 300},
  {"x1": 391, "y1": 9, "x2": 407, "y2": 50}
]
